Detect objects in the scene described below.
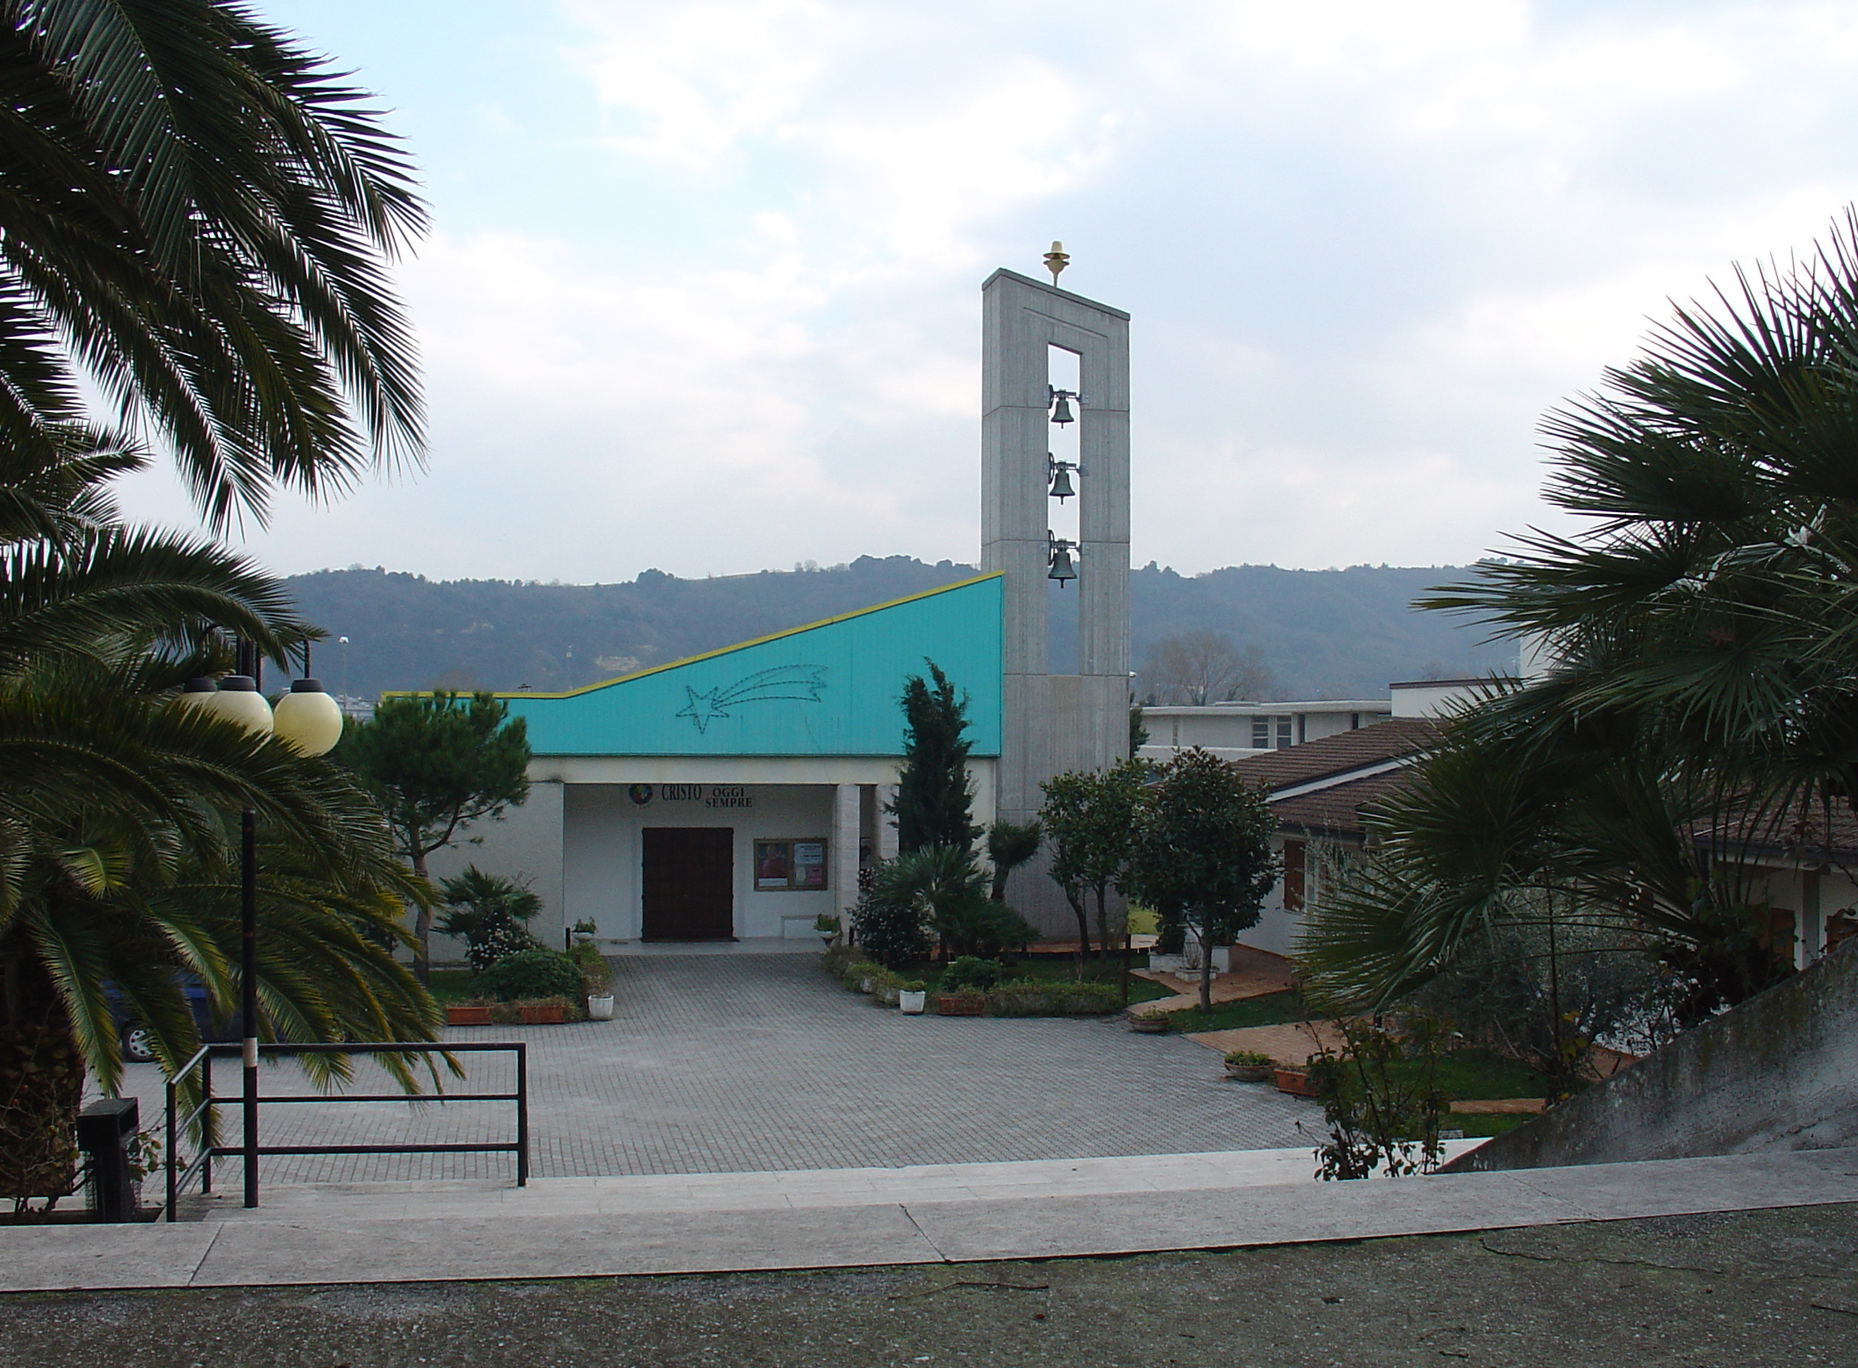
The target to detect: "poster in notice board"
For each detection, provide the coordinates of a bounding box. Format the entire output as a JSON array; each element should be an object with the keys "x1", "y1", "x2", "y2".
[{"x1": 755, "y1": 838, "x2": 826, "y2": 890}]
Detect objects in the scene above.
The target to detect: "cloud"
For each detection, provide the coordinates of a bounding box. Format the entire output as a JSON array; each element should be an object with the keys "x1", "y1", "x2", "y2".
[{"x1": 111, "y1": 0, "x2": 1858, "y2": 584}]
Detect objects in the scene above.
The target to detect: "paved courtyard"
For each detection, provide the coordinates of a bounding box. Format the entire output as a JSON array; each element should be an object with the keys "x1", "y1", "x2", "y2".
[{"x1": 118, "y1": 954, "x2": 1321, "y2": 1185}]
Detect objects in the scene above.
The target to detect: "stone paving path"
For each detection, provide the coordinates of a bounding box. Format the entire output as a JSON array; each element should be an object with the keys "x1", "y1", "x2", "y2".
[{"x1": 116, "y1": 954, "x2": 1321, "y2": 1186}]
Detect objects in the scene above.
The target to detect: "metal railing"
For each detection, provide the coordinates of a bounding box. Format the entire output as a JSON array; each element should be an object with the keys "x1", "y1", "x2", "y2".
[{"x1": 164, "y1": 1041, "x2": 528, "y2": 1220}]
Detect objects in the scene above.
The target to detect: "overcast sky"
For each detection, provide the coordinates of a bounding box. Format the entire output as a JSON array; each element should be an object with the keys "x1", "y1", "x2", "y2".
[{"x1": 114, "y1": 0, "x2": 1858, "y2": 583}]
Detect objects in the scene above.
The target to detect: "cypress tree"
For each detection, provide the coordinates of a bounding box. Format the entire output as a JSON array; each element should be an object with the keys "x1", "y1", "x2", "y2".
[{"x1": 891, "y1": 660, "x2": 978, "y2": 854}]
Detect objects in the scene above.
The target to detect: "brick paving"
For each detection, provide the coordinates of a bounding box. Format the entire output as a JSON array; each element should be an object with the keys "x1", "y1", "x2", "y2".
[{"x1": 117, "y1": 953, "x2": 1322, "y2": 1186}]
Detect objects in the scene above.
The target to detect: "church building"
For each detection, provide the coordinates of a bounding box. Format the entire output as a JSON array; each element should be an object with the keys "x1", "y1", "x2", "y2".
[{"x1": 437, "y1": 264, "x2": 1131, "y2": 949}]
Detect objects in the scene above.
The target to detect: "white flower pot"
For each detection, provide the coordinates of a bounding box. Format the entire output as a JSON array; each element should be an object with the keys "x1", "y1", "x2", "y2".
[
  {"x1": 899, "y1": 990, "x2": 926, "y2": 1015},
  {"x1": 585, "y1": 994, "x2": 615, "y2": 1020}
]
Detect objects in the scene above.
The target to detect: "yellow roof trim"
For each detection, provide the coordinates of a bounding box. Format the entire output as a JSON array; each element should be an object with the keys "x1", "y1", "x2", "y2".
[{"x1": 382, "y1": 571, "x2": 1004, "y2": 703}]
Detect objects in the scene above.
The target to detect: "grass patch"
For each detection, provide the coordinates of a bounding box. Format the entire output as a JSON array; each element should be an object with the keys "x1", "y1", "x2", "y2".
[
  {"x1": 1412, "y1": 1049, "x2": 1550, "y2": 1102},
  {"x1": 1163, "y1": 989, "x2": 1310, "y2": 1033},
  {"x1": 427, "y1": 968, "x2": 476, "y2": 1005},
  {"x1": 1444, "y1": 1112, "x2": 1538, "y2": 1139}
]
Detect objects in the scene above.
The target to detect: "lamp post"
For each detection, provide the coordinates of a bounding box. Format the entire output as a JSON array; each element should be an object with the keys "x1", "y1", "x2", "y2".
[{"x1": 180, "y1": 648, "x2": 343, "y2": 1208}]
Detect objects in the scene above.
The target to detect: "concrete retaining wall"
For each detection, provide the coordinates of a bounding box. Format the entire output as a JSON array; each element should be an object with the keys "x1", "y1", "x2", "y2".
[{"x1": 1443, "y1": 942, "x2": 1858, "y2": 1172}]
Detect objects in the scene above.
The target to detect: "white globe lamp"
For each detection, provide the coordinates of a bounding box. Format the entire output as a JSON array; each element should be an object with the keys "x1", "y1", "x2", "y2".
[
  {"x1": 182, "y1": 674, "x2": 274, "y2": 737},
  {"x1": 272, "y1": 678, "x2": 344, "y2": 757}
]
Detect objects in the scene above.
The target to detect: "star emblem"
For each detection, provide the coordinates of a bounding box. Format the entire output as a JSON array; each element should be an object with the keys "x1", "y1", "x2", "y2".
[{"x1": 676, "y1": 686, "x2": 735, "y2": 734}]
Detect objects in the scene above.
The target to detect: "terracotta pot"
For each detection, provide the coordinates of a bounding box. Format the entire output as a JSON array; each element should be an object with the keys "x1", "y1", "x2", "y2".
[
  {"x1": 445, "y1": 1004, "x2": 492, "y2": 1027},
  {"x1": 516, "y1": 1002, "x2": 567, "y2": 1025},
  {"x1": 1129, "y1": 1017, "x2": 1171, "y2": 1034},
  {"x1": 1273, "y1": 1067, "x2": 1319, "y2": 1098},
  {"x1": 1224, "y1": 1064, "x2": 1273, "y2": 1083},
  {"x1": 935, "y1": 993, "x2": 987, "y2": 1016}
]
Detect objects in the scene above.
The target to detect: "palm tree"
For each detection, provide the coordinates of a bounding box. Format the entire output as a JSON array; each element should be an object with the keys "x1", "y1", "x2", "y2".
[
  {"x1": 0, "y1": 440, "x2": 437, "y2": 1207},
  {"x1": 1298, "y1": 211, "x2": 1858, "y2": 1023},
  {"x1": 0, "y1": 0, "x2": 426, "y2": 528}
]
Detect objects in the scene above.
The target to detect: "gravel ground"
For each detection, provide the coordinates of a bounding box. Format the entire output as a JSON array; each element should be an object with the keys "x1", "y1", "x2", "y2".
[{"x1": 4, "y1": 1203, "x2": 1855, "y2": 1367}]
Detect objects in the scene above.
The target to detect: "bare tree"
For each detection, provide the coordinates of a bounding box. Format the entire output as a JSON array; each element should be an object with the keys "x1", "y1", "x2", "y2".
[{"x1": 1139, "y1": 632, "x2": 1275, "y2": 705}]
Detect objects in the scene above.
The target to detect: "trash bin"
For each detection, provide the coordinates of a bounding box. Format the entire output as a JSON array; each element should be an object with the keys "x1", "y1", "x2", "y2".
[{"x1": 77, "y1": 1098, "x2": 140, "y2": 1222}]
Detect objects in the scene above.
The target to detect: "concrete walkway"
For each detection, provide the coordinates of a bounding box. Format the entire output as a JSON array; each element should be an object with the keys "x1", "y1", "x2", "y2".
[
  {"x1": 6, "y1": 1146, "x2": 1856, "y2": 1293},
  {"x1": 107, "y1": 953, "x2": 1321, "y2": 1184}
]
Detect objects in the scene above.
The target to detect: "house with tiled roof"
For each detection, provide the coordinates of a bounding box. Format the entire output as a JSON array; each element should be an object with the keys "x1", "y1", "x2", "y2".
[
  {"x1": 1230, "y1": 708, "x2": 1857, "y2": 972},
  {"x1": 1226, "y1": 718, "x2": 1438, "y2": 955}
]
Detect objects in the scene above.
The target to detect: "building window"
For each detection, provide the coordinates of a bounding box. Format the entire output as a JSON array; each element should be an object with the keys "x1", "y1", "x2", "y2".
[
  {"x1": 754, "y1": 838, "x2": 828, "y2": 890},
  {"x1": 1276, "y1": 718, "x2": 1293, "y2": 749},
  {"x1": 1282, "y1": 839, "x2": 1306, "y2": 911},
  {"x1": 1252, "y1": 719, "x2": 1268, "y2": 749}
]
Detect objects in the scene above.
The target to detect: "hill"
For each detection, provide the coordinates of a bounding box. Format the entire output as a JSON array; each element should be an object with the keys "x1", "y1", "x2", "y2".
[{"x1": 283, "y1": 558, "x2": 1514, "y2": 703}]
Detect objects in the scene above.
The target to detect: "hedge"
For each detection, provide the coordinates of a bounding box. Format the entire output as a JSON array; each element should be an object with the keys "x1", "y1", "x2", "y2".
[{"x1": 985, "y1": 981, "x2": 1124, "y2": 1017}]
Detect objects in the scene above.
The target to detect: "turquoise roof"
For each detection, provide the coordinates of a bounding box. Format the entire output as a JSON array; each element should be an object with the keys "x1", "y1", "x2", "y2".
[{"x1": 494, "y1": 573, "x2": 1003, "y2": 758}]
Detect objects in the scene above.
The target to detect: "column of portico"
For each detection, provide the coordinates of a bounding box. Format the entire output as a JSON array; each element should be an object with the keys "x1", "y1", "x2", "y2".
[{"x1": 832, "y1": 783, "x2": 860, "y2": 930}]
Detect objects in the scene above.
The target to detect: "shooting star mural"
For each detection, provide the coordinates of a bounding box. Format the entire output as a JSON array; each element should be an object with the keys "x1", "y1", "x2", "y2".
[{"x1": 676, "y1": 665, "x2": 829, "y2": 734}]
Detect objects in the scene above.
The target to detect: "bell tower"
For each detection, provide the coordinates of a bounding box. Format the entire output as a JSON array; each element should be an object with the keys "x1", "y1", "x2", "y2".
[{"x1": 980, "y1": 265, "x2": 1131, "y2": 928}]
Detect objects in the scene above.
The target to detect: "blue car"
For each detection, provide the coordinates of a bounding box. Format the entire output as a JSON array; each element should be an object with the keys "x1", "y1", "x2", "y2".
[{"x1": 107, "y1": 978, "x2": 242, "y2": 1064}]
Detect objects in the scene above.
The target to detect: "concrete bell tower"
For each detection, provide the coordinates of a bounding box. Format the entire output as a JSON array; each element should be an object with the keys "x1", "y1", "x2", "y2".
[{"x1": 981, "y1": 266, "x2": 1131, "y2": 929}]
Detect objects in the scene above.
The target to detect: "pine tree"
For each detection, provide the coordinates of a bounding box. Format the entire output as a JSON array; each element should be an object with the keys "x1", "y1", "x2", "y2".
[{"x1": 890, "y1": 661, "x2": 978, "y2": 854}]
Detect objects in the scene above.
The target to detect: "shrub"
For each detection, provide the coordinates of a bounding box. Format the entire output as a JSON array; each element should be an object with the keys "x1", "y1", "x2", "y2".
[
  {"x1": 822, "y1": 943, "x2": 862, "y2": 978},
  {"x1": 986, "y1": 981, "x2": 1122, "y2": 1016},
  {"x1": 935, "y1": 896, "x2": 1037, "y2": 959},
  {"x1": 569, "y1": 941, "x2": 612, "y2": 996},
  {"x1": 473, "y1": 948, "x2": 583, "y2": 1002},
  {"x1": 939, "y1": 956, "x2": 1002, "y2": 993},
  {"x1": 850, "y1": 883, "x2": 932, "y2": 969},
  {"x1": 436, "y1": 867, "x2": 543, "y2": 971},
  {"x1": 1307, "y1": 1015, "x2": 1449, "y2": 1180}
]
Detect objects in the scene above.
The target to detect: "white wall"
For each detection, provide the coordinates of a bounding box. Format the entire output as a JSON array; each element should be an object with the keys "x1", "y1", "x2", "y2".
[
  {"x1": 422, "y1": 779, "x2": 565, "y2": 964},
  {"x1": 563, "y1": 783, "x2": 839, "y2": 941}
]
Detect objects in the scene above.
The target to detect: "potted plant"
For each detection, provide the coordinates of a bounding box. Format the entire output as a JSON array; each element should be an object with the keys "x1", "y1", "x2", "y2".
[
  {"x1": 570, "y1": 918, "x2": 597, "y2": 946},
  {"x1": 872, "y1": 971, "x2": 902, "y2": 1007},
  {"x1": 814, "y1": 913, "x2": 840, "y2": 947},
  {"x1": 1223, "y1": 1049, "x2": 1274, "y2": 1082},
  {"x1": 515, "y1": 996, "x2": 570, "y2": 1025},
  {"x1": 897, "y1": 979, "x2": 927, "y2": 1014},
  {"x1": 1273, "y1": 1066, "x2": 1320, "y2": 1098},
  {"x1": 1129, "y1": 1009, "x2": 1172, "y2": 1034},
  {"x1": 570, "y1": 940, "x2": 613, "y2": 1021},
  {"x1": 934, "y1": 955, "x2": 1000, "y2": 1016},
  {"x1": 445, "y1": 1001, "x2": 493, "y2": 1027}
]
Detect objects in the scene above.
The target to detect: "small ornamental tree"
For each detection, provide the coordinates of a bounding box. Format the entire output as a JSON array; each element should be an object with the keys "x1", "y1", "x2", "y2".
[
  {"x1": 1041, "y1": 760, "x2": 1145, "y2": 964},
  {"x1": 338, "y1": 692, "x2": 531, "y2": 982},
  {"x1": 1125, "y1": 748, "x2": 1279, "y2": 1011},
  {"x1": 985, "y1": 819, "x2": 1043, "y2": 902},
  {"x1": 890, "y1": 661, "x2": 978, "y2": 854},
  {"x1": 436, "y1": 866, "x2": 542, "y2": 971}
]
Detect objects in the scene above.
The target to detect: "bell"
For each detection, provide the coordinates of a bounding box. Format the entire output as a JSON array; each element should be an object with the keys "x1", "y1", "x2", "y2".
[
  {"x1": 1048, "y1": 544, "x2": 1077, "y2": 585},
  {"x1": 1050, "y1": 391, "x2": 1075, "y2": 426},
  {"x1": 1048, "y1": 458, "x2": 1075, "y2": 502}
]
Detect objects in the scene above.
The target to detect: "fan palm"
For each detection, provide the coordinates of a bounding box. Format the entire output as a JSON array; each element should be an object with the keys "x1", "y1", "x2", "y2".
[
  {"x1": 0, "y1": 441, "x2": 438, "y2": 1207},
  {"x1": 1300, "y1": 212, "x2": 1858, "y2": 1018},
  {"x1": 0, "y1": 0, "x2": 425, "y2": 529}
]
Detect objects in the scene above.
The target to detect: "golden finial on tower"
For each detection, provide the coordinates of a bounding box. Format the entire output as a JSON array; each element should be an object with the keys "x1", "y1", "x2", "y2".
[{"x1": 1044, "y1": 240, "x2": 1069, "y2": 285}]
